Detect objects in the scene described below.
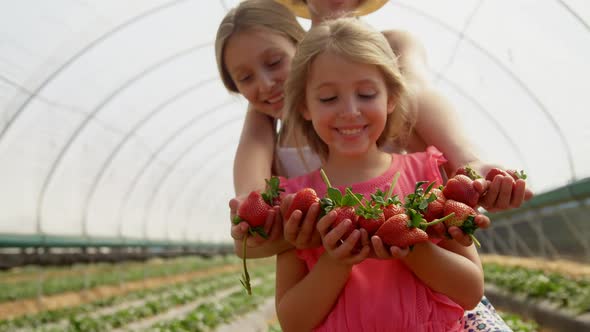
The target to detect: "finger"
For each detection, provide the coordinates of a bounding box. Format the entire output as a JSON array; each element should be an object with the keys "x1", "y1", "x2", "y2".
[
  {"x1": 428, "y1": 222, "x2": 447, "y2": 238},
  {"x1": 348, "y1": 244, "x2": 370, "y2": 264},
  {"x1": 474, "y1": 214, "x2": 491, "y2": 229},
  {"x1": 390, "y1": 246, "x2": 410, "y2": 259},
  {"x1": 297, "y1": 203, "x2": 320, "y2": 245},
  {"x1": 480, "y1": 179, "x2": 499, "y2": 208},
  {"x1": 284, "y1": 210, "x2": 303, "y2": 244},
  {"x1": 323, "y1": 220, "x2": 352, "y2": 249},
  {"x1": 269, "y1": 207, "x2": 284, "y2": 240},
  {"x1": 448, "y1": 226, "x2": 473, "y2": 247},
  {"x1": 230, "y1": 222, "x2": 249, "y2": 240},
  {"x1": 371, "y1": 236, "x2": 391, "y2": 259},
  {"x1": 331, "y1": 227, "x2": 359, "y2": 259},
  {"x1": 317, "y1": 211, "x2": 337, "y2": 237},
  {"x1": 494, "y1": 176, "x2": 514, "y2": 209},
  {"x1": 359, "y1": 229, "x2": 370, "y2": 248},
  {"x1": 263, "y1": 208, "x2": 276, "y2": 234},
  {"x1": 472, "y1": 179, "x2": 488, "y2": 195},
  {"x1": 510, "y1": 180, "x2": 527, "y2": 208},
  {"x1": 280, "y1": 194, "x2": 294, "y2": 218}
]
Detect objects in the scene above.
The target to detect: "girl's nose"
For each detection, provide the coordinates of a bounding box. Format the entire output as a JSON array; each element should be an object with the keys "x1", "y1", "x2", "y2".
[
  {"x1": 259, "y1": 72, "x2": 276, "y2": 93},
  {"x1": 340, "y1": 97, "x2": 361, "y2": 118}
]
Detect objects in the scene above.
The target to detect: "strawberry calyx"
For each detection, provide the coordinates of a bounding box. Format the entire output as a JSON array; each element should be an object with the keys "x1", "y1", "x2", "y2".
[
  {"x1": 457, "y1": 165, "x2": 482, "y2": 180},
  {"x1": 507, "y1": 169, "x2": 528, "y2": 180},
  {"x1": 261, "y1": 176, "x2": 285, "y2": 206}
]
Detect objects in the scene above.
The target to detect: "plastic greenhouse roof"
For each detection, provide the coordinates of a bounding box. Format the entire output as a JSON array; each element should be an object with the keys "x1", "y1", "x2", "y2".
[{"x1": 0, "y1": 0, "x2": 588, "y2": 244}]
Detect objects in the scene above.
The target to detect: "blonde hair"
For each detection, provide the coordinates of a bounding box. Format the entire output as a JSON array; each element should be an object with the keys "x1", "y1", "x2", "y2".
[
  {"x1": 282, "y1": 17, "x2": 414, "y2": 160},
  {"x1": 215, "y1": 0, "x2": 306, "y2": 92}
]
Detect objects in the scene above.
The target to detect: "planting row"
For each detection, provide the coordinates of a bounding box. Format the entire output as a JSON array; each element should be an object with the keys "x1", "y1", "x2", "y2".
[
  {"x1": 0, "y1": 256, "x2": 239, "y2": 303},
  {"x1": 0, "y1": 262, "x2": 274, "y2": 332},
  {"x1": 484, "y1": 262, "x2": 590, "y2": 314}
]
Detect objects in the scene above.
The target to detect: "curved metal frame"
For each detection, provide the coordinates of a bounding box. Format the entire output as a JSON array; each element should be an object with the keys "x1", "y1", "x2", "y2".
[
  {"x1": 35, "y1": 42, "x2": 212, "y2": 235},
  {"x1": 81, "y1": 77, "x2": 218, "y2": 237},
  {"x1": 139, "y1": 108, "x2": 241, "y2": 240},
  {"x1": 394, "y1": 1, "x2": 577, "y2": 181},
  {"x1": 0, "y1": 0, "x2": 190, "y2": 141},
  {"x1": 112, "y1": 99, "x2": 237, "y2": 240}
]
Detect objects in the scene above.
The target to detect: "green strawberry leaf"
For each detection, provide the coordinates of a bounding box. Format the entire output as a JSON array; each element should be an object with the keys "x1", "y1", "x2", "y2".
[
  {"x1": 327, "y1": 187, "x2": 343, "y2": 204},
  {"x1": 460, "y1": 216, "x2": 478, "y2": 235}
]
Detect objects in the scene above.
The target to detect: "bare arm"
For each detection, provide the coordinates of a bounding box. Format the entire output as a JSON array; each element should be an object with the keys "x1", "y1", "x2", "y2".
[
  {"x1": 233, "y1": 106, "x2": 276, "y2": 196},
  {"x1": 231, "y1": 107, "x2": 292, "y2": 257},
  {"x1": 275, "y1": 250, "x2": 351, "y2": 331},
  {"x1": 383, "y1": 30, "x2": 480, "y2": 175},
  {"x1": 402, "y1": 240, "x2": 484, "y2": 309}
]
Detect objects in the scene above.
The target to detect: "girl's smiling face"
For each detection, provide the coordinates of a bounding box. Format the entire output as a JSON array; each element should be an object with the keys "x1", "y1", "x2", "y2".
[
  {"x1": 223, "y1": 28, "x2": 296, "y2": 119},
  {"x1": 303, "y1": 51, "x2": 395, "y2": 158}
]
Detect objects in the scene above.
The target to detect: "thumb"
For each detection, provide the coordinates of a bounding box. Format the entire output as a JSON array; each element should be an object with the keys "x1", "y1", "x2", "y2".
[{"x1": 472, "y1": 179, "x2": 488, "y2": 194}]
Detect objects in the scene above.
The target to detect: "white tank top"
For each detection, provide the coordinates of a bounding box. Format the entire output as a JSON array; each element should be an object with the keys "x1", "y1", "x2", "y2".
[{"x1": 275, "y1": 146, "x2": 322, "y2": 178}]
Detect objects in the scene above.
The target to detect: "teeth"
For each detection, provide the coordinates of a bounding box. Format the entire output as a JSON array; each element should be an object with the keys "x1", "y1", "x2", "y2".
[
  {"x1": 267, "y1": 93, "x2": 284, "y2": 104},
  {"x1": 339, "y1": 128, "x2": 363, "y2": 135}
]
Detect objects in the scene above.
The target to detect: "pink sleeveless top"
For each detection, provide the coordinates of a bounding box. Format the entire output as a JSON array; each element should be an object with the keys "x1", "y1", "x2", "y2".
[{"x1": 281, "y1": 146, "x2": 464, "y2": 332}]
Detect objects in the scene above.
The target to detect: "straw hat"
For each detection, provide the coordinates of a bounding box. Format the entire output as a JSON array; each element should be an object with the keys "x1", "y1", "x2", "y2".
[{"x1": 275, "y1": 0, "x2": 389, "y2": 19}]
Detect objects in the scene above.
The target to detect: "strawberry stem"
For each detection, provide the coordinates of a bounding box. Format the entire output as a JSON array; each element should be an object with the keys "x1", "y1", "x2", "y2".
[
  {"x1": 346, "y1": 187, "x2": 365, "y2": 208},
  {"x1": 421, "y1": 212, "x2": 455, "y2": 228},
  {"x1": 241, "y1": 235, "x2": 252, "y2": 295},
  {"x1": 469, "y1": 234, "x2": 481, "y2": 248},
  {"x1": 385, "y1": 172, "x2": 400, "y2": 199},
  {"x1": 320, "y1": 168, "x2": 333, "y2": 188}
]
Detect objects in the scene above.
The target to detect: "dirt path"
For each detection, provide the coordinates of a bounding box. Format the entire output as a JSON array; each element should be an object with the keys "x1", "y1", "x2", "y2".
[
  {"x1": 215, "y1": 297, "x2": 276, "y2": 332},
  {"x1": 0, "y1": 264, "x2": 240, "y2": 320},
  {"x1": 481, "y1": 254, "x2": 590, "y2": 279}
]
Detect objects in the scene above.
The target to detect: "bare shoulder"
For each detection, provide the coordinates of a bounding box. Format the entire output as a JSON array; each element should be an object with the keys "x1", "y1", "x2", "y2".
[{"x1": 381, "y1": 29, "x2": 425, "y2": 55}]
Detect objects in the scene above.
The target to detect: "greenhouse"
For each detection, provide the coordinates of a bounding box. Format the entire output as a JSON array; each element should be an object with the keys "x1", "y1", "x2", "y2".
[{"x1": 0, "y1": 0, "x2": 589, "y2": 331}]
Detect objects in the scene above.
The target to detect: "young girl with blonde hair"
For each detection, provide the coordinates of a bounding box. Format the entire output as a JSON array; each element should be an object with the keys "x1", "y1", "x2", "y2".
[{"x1": 276, "y1": 17, "x2": 483, "y2": 331}]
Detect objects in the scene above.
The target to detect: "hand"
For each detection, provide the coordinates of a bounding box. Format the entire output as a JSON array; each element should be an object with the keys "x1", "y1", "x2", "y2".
[
  {"x1": 370, "y1": 235, "x2": 410, "y2": 259},
  {"x1": 281, "y1": 193, "x2": 322, "y2": 249},
  {"x1": 316, "y1": 211, "x2": 370, "y2": 266},
  {"x1": 474, "y1": 177, "x2": 533, "y2": 212},
  {"x1": 426, "y1": 214, "x2": 490, "y2": 247},
  {"x1": 229, "y1": 197, "x2": 282, "y2": 247}
]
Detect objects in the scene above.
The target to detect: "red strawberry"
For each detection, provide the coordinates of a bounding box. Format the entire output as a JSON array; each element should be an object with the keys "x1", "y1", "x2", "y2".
[
  {"x1": 443, "y1": 199, "x2": 480, "y2": 247},
  {"x1": 235, "y1": 191, "x2": 271, "y2": 228},
  {"x1": 358, "y1": 212, "x2": 385, "y2": 236},
  {"x1": 382, "y1": 203, "x2": 405, "y2": 221},
  {"x1": 442, "y1": 174, "x2": 480, "y2": 208},
  {"x1": 485, "y1": 168, "x2": 510, "y2": 182},
  {"x1": 332, "y1": 206, "x2": 358, "y2": 239},
  {"x1": 375, "y1": 214, "x2": 429, "y2": 248},
  {"x1": 285, "y1": 188, "x2": 320, "y2": 221},
  {"x1": 423, "y1": 188, "x2": 446, "y2": 222}
]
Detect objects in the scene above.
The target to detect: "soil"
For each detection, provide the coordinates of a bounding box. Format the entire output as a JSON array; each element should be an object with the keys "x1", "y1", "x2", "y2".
[
  {"x1": 480, "y1": 254, "x2": 590, "y2": 279},
  {"x1": 0, "y1": 264, "x2": 240, "y2": 320}
]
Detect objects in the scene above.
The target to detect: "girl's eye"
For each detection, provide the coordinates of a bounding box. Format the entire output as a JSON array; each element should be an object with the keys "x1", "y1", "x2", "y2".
[
  {"x1": 319, "y1": 96, "x2": 337, "y2": 102},
  {"x1": 237, "y1": 74, "x2": 251, "y2": 83},
  {"x1": 359, "y1": 91, "x2": 377, "y2": 99},
  {"x1": 268, "y1": 56, "x2": 282, "y2": 67}
]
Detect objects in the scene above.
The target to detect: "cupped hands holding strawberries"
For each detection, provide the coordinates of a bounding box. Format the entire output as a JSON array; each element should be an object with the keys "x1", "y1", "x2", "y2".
[{"x1": 230, "y1": 165, "x2": 532, "y2": 294}]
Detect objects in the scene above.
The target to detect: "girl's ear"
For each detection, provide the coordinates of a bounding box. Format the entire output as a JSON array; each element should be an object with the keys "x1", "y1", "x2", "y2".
[{"x1": 387, "y1": 95, "x2": 397, "y2": 114}]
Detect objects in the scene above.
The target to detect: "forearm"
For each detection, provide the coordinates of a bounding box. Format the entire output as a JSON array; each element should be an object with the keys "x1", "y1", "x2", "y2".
[
  {"x1": 402, "y1": 241, "x2": 484, "y2": 309},
  {"x1": 233, "y1": 109, "x2": 275, "y2": 196},
  {"x1": 233, "y1": 238, "x2": 293, "y2": 258},
  {"x1": 277, "y1": 253, "x2": 351, "y2": 331}
]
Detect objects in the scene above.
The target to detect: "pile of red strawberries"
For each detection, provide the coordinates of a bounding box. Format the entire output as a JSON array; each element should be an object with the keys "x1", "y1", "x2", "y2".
[
  {"x1": 233, "y1": 167, "x2": 526, "y2": 293},
  {"x1": 236, "y1": 166, "x2": 528, "y2": 248}
]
